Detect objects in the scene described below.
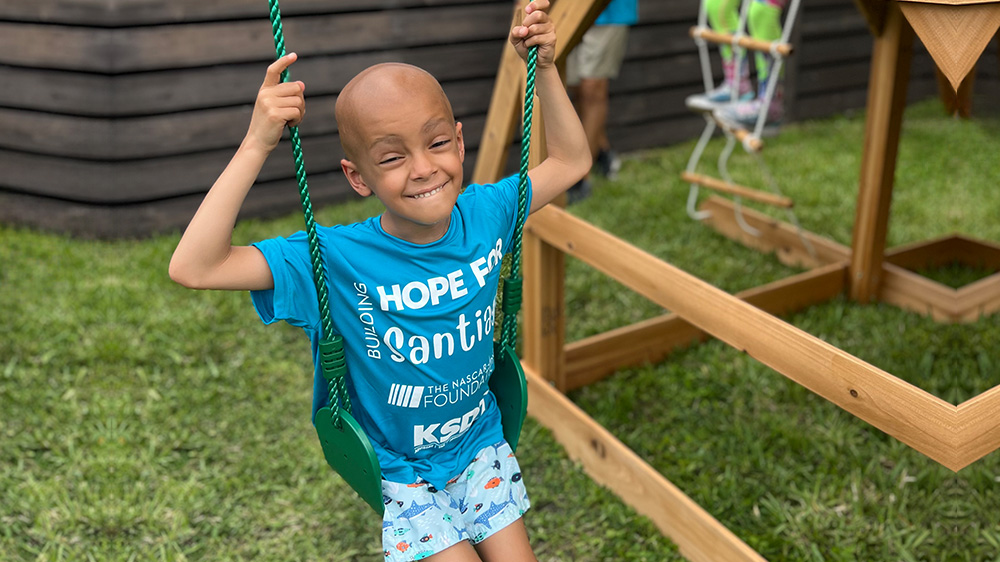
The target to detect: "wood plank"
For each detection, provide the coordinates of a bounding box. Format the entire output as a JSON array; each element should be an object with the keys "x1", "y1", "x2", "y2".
[
  {"x1": 698, "y1": 196, "x2": 851, "y2": 269},
  {"x1": 565, "y1": 262, "x2": 848, "y2": 390},
  {"x1": 689, "y1": 26, "x2": 794, "y2": 56},
  {"x1": 0, "y1": 114, "x2": 491, "y2": 204},
  {"x1": 0, "y1": 78, "x2": 494, "y2": 159},
  {"x1": 955, "y1": 273, "x2": 1000, "y2": 319},
  {"x1": 525, "y1": 204, "x2": 961, "y2": 469},
  {"x1": 0, "y1": 5, "x2": 512, "y2": 72},
  {"x1": 878, "y1": 262, "x2": 960, "y2": 321},
  {"x1": 0, "y1": 171, "x2": 355, "y2": 239},
  {"x1": 524, "y1": 365, "x2": 766, "y2": 562},
  {"x1": 849, "y1": 1, "x2": 915, "y2": 302},
  {"x1": 1, "y1": 43, "x2": 502, "y2": 116},
  {"x1": 955, "y1": 384, "x2": 1000, "y2": 469},
  {"x1": 882, "y1": 234, "x2": 1000, "y2": 271},
  {"x1": 681, "y1": 171, "x2": 794, "y2": 208},
  {"x1": 521, "y1": 85, "x2": 567, "y2": 391},
  {"x1": 0, "y1": 0, "x2": 501, "y2": 26},
  {"x1": 884, "y1": 234, "x2": 969, "y2": 270},
  {"x1": 472, "y1": 0, "x2": 608, "y2": 184}
]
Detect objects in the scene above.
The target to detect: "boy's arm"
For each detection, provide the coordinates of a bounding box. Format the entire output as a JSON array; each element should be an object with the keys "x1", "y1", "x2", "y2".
[
  {"x1": 510, "y1": 0, "x2": 593, "y2": 213},
  {"x1": 169, "y1": 54, "x2": 306, "y2": 291}
]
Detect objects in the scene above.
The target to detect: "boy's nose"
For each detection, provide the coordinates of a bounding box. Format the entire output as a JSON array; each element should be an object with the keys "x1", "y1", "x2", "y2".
[{"x1": 409, "y1": 151, "x2": 436, "y2": 180}]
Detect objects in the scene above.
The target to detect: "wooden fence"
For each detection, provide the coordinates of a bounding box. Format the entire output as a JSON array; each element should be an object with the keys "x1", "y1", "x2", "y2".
[{"x1": 0, "y1": 0, "x2": 996, "y2": 238}]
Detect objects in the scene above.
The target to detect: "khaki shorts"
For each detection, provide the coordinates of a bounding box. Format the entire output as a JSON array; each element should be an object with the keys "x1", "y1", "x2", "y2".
[{"x1": 566, "y1": 25, "x2": 630, "y2": 86}]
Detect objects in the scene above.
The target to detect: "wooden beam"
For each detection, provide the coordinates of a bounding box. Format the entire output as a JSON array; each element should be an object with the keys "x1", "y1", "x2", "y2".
[
  {"x1": 884, "y1": 234, "x2": 971, "y2": 270},
  {"x1": 681, "y1": 171, "x2": 794, "y2": 208},
  {"x1": 853, "y1": 0, "x2": 887, "y2": 35},
  {"x1": 520, "y1": 94, "x2": 567, "y2": 390},
  {"x1": 565, "y1": 262, "x2": 848, "y2": 390},
  {"x1": 878, "y1": 262, "x2": 960, "y2": 322},
  {"x1": 955, "y1": 273, "x2": 1000, "y2": 320},
  {"x1": 526, "y1": 205, "x2": 962, "y2": 469},
  {"x1": 472, "y1": 0, "x2": 609, "y2": 184},
  {"x1": 699, "y1": 196, "x2": 850, "y2": 269},
  {"x1": 524, "y1": 364, "x2": 766, "y2": 562},
  {"x1": 849, "y1": 1, "x2": 914, "y2": 302},
  {"x1": 689, "y1": 26, "x2": 794, "y2": 56}
]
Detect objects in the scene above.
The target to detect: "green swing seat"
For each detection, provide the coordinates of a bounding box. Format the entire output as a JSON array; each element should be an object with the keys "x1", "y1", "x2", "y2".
[
  {"x1": 266, "y1": 0, "x2": 537, "y2": 516},
  {"x1": 315, "y1": 340, "x2": 528, "y2": 514}
]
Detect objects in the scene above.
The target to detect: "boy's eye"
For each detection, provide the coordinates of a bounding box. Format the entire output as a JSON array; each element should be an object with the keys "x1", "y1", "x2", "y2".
[
  {"x1": 379, "y1": 156, "x2": 402, "y2": 165},
  {"x1": 431, "y1": 139, "x2": 450, "y2": 149}
]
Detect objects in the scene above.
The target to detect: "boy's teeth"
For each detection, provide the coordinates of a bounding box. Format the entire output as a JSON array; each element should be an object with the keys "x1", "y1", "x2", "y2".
[{"x1": 413, "y1": 186, "x2": 442, "y2": 199}]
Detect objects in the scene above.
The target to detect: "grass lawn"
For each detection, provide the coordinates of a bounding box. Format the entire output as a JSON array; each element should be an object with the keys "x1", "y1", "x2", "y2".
[{"x1": 2, "y1": 98, "x2": 999, "y2": 561}]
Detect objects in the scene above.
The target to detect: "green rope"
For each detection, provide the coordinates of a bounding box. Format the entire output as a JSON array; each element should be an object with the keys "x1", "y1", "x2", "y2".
[
  {"x1": 500, "y1": 46, "x2": 537, "y2": 353},
  {"x1": 265, "y1": 0, "x2": 535, "y2": 403},
  {"x1": 266, "y1": 0, "x2": 351, "y2": 417}
]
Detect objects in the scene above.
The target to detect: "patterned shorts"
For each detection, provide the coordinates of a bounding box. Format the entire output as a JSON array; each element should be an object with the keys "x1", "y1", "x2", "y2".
[{"x1": 380, "y1": 441, "x2": 530, "y2": 561}]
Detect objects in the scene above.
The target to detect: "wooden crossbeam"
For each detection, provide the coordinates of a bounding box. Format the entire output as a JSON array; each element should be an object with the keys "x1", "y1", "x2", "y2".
[
  {"x1": 689, "y1": 26, "x2": 793, "y2": 56},
  {"x1": 699, "y1": 196, "x2": 849, "y2": 268},
  {"x1": 472, "y1": 0, "x2": 609, "y2": 185},
  {"x1": 526, "y1": 204, "x2": 1000, "y2": 471},
  {"x1": 524, "y1": 364, "x2": 765, "y2": 562},
  {"x1": 956, "y1": 273, "x2": 1000, "y2": 320},
  {"x1": 565, "y1": 262, "x2": 847, "y2": 390},
  {"x1": 711, "y1": 115, "x2": 764, "y2": 152},
  {"x1": 879, "y1": 262, "x2": 961, "y2": 322},
  {"x1": 682, "y1": 171, "x2": 793, "y2": 208},
  {"x1": 886, "y1": 234, "x2": 1000, "y2": 271}
]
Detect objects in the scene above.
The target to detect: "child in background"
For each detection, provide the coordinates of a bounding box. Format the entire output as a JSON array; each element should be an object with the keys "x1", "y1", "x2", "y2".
[
  {"x1": 686, "y1": 0, "x2": 787, "y2": 129},
  {"x1": 168, "y1": 1, "x2": 590, "y2": 560}
]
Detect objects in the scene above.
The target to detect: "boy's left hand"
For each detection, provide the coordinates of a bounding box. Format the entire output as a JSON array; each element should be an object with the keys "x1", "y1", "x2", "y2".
[{"x1": 510, "y1": 0, "x2": 555, "y2": 68}]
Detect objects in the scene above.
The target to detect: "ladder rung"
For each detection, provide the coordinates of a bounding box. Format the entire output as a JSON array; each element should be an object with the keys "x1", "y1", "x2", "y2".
[
  {"x1": 690, "y1": 26, "x2": 794, "y2": 56},
  {"x1": 711, "y1": 115, "x2": 764, "y2": 152},
  {"x1": 681, "y1": 171, "x2": 794, "y2": 208}
]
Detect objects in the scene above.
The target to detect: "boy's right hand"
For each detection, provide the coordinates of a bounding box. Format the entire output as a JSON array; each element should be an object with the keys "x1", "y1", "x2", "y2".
[{"x1": 245, "y1": 52, "x2": 306, "y2": 153}]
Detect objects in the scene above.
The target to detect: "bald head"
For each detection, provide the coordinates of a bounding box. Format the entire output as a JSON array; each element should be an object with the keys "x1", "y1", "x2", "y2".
[{"x1": 336, "y1": 63, "x2": 455, "y2": 162}]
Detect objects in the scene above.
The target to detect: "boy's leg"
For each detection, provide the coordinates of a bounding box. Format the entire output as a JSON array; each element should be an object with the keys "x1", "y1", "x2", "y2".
[
  {"x1": 423, "y1": 540, "x2": 481, "y2": 562},
  {"x1": 474, "y1": 518, "x2": 536, "y2": 562},
  {"x1": 460, "y1": 441, "x2": 532, "y2": 554}
]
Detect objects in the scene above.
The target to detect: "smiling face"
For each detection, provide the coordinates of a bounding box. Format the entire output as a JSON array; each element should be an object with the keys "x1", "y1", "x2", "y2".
[{"x1": 337, "y1": 64, "x2": 466, "y2": 244}]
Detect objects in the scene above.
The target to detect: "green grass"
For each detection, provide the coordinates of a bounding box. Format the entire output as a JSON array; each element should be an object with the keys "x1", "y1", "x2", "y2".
[{"x1": 2, "y1": 98, "x2": 999, "y2": 561}]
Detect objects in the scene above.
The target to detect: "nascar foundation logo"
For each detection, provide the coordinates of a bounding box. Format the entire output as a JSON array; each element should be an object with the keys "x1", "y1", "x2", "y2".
[{"x1": 387, "y1": 384, "x2": 425, "y2": 408}]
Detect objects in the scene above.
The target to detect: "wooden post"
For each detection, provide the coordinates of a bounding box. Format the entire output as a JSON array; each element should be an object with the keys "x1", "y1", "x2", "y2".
[
  {"x1": 848, "y1": 0, "x2": 914, "y2": 303},
  {"x1": 521, "y1": 87, "x2": 568, "y2": 390}
]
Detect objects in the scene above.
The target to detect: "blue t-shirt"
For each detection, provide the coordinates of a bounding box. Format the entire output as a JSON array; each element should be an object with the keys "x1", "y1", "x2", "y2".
[
  {"x1": 596, "y1": 0, "x2": 638, "y2": 26},
  {"x1": 250, "y1": 175, "x2": 531, "y2": 488}
]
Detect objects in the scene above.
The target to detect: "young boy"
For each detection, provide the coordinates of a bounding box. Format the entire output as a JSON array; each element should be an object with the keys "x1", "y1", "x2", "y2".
[{"x1": 168, "y1": 2, "x2": 590, "y2": 561}]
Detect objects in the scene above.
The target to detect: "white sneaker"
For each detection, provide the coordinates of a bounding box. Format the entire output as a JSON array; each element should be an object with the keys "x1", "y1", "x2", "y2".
[{"x1": 685, "y1": 81, "x2": 753, "y2": 113}]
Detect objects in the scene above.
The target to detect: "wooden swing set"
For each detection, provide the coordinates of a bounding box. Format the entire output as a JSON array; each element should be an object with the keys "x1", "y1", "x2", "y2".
[{"x1": 474, "y1": 1, "x2": 1000, "y2": 560}]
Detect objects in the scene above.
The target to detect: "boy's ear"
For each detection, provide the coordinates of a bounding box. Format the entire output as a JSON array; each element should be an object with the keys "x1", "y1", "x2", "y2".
[
  {"x1": 455, "y1": 121, "x2": 466, "y2": 163},
  {"x1": 341, "y1": 159, "x2": 372, "y2": 197}
]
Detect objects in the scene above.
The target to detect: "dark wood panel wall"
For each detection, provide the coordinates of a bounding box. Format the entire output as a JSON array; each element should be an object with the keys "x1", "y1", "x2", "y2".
[{"x1": 1, "y1": 0, "x2": 996, "y2": 238}]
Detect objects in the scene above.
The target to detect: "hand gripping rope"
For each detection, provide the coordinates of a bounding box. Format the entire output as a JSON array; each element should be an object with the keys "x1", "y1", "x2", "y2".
[{"x1": 266, "y1": 0, "x2": 533, "y2": 515}]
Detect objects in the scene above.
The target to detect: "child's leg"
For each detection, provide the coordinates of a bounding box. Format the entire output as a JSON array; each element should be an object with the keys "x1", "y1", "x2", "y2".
[
  {"x1": 714, "y1": 0, "x2": 786, "y2": 128},
  {"x1": 690, "y1": 0, "x2": 750, "y2": 105},
  {"x1": 706, "y1": 0, "x2": 741, "y2": 65},
  {"x1": 748, "y1": 0, "x2": 786, "y2": 98},
  {"x1": 421, "y1": 540, "x2": 481, "y2": 561},
  {"x1": 475, "y1": 518, "x2": 536, "y2": 562}
]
